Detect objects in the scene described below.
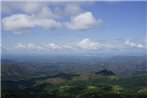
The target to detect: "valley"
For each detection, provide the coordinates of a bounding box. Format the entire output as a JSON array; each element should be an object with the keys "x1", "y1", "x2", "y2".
[{"x1": 1, "y1": 55, "x2": 147, "y2": 98}]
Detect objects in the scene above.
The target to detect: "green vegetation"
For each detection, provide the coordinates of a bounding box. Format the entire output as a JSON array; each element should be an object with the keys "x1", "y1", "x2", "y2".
[
  {"x1": 2, "y1": 71, "x2": 147, "y2": 98},
  {"x1": 1, "y1": 55, "x2": 147, "y2": 98}
]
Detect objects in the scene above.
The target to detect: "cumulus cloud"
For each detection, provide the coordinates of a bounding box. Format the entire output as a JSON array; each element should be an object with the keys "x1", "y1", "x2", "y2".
[
  {"x1": 62, "y1": 45, "x2": 75, "y2": 49},
  {"x1": 2, "y1": 2, "x2": 47, "y2": 14},
  {"x1": 47, "y1": 43, "x2": 61, "y2": 50},
  {"x1": 2, "y1": 2, "x2": 103, "y2": 34},
  {"x1": 23, "y1": 2, "x2": 47, "y2": 13},
  {"x1": 2, "y1": 2, "x2": 81, "y2": 14},
  {"x1": 64, "y1": 4, "x2": 83, "y2": 15},
  {"x1": 37, "y1": 7, "x2": 59, "y2": 19},
  {"x1": 47, "y1": 43, "x2": 77, "y2": 50},
  {"x1": 16, "y1": 43, "x2": 43, "y2": 50},
  {"x1": 78, "y1": 38, "x2": 98, "y2": 49},
  {"x1": 125, "y1": 40, "x2": 145, "y2": 49},
  {"x1": 77, "y1": 39, "x2": 120, "y2": 50},
  {"x1": 2, "y1": 14, "x2": 61, "y2": 33},
  {"x1": 12, "y1": 38, "x2": 147, "y2": 51},
  {"x1": 2, "y1": 12, "x2": 102, "y2": 34},
  {"x1": 65, "y1": 12, "x2": 103, "y2": 30},
  {"x1": 15, "y1": 39, "x2": 100, "y2": 51},
  {"x1": 16, "y1": 43, "x2": 26, "y2": 49},
  {"x1": 2, "y1": 14, "x2": 34, "y2": 32}
]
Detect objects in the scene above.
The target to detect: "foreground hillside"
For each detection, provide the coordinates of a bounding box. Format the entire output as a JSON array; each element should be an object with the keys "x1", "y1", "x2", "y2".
[{"x1": 1, "y1": 55, "x2": 147, "y2": 98}]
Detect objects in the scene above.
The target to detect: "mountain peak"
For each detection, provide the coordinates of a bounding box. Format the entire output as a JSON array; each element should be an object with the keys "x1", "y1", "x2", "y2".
[{"x1": 96, "y1": 70, "x2": 115, "y2": 76}]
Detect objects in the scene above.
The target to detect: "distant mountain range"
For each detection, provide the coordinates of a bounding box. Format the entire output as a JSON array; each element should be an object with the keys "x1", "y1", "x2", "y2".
[{"x1": 1, "y1": 55, "x2": 147, "y2": 81}]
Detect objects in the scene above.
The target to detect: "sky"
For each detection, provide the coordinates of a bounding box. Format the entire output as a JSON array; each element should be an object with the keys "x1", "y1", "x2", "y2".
[{"x1": 1, "y1": 1, "x2": 147, "y2": 55}]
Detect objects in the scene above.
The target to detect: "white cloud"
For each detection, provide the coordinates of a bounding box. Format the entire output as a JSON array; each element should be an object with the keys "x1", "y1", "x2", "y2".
[
  {"x1": 16, "y1": 43, "x2": 43, "y2": 50},
  {"x1": 11, "y1": 38, "x2": 147, "y2": 52},
  {"x1": 36, "y1": 7, "x2": 59, "y2": 19},
  {"x1": 23, "y1": 2, "x2": 47, "y2": 13},
  {"x1": 65, "y1": 12, "x2": 103, "y2": 30},
  {"x1": 145, "y1": 36, "x2": 147, "y2": 43},
  {"x1": 2, "y1": 14, "x2": 61, "y2": 33},
  {"x1": 62, "y1": 45, "x2": 74, "y2": 49},
  {"x1": 2, "y1": 2, "x2": 103, "y2": 34},
  {"x1": 64, "y1": 4, "x2": 83, "y2": 15},
  {"x1": 2, "y1": 14, "x2": 35, "y2": 32},
  {"x1": 16, "y1": 43, "x2": 26, "y2": 49},
  {"x1": 78, "y1": 38, "x2": 98, "y2": 49},
  {"x1": 2, "y1": 2, "x2": 47, "y2": 14},
  {"x1": 125, "y1": 40, "x2": 145, "y2": 49},
  {"x1": 2, "y1": 12, "x2": 102, "y2": 34},
  {"x1": 27, "y1": 43, "x2": 41, "y2": 50},
  {"x1": 47, "y1": 43, "x2": 61, "y2": 50},
  {"x1": 14, "y1": 39, "x2": 100, "y2": 51}
]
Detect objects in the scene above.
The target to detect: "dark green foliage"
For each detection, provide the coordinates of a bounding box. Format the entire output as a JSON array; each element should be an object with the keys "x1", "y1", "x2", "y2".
[{"x1": 96, "y1": 70, "x2": 116, "y2": 76}]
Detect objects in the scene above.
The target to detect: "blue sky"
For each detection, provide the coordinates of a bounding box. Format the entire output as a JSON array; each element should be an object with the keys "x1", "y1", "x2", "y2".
[{"x1": 1, "y1": 1, "x2": 147, "y2": 55}]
